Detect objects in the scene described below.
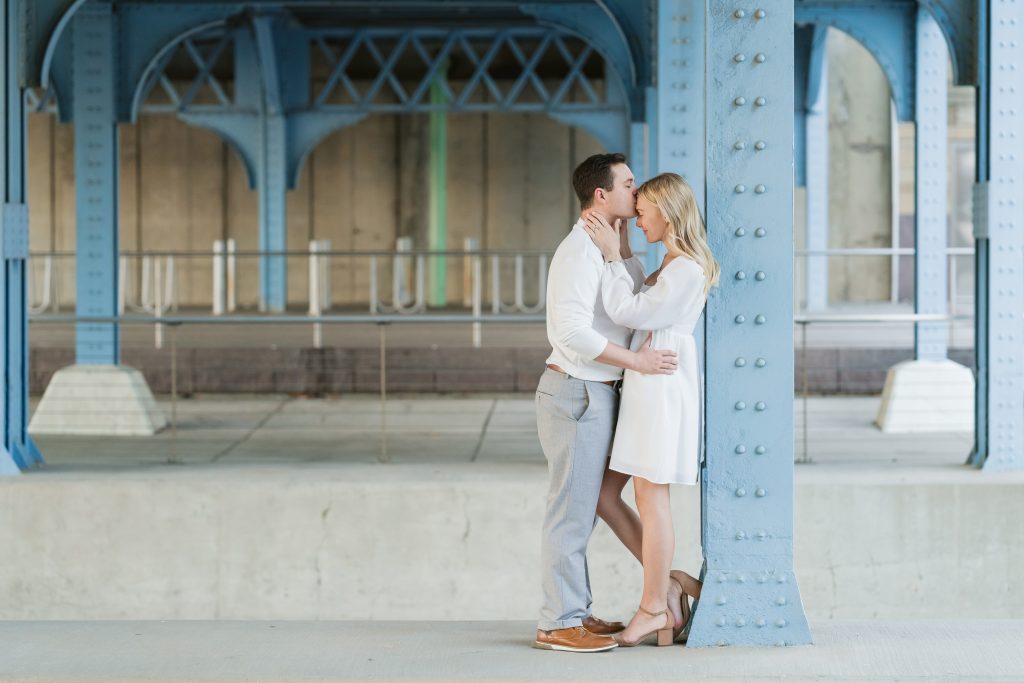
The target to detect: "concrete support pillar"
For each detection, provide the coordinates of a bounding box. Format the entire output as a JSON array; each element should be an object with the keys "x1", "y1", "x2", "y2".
[
  {"x1": 257, "y1": 113, "x2": 288, "y2": 313},
  {"x1": 913, "y1": 10, "x2": 949, "y2": 360},
  {"x1": 970, "y1": 0, "x2": 1024, "y2": 470},
  {"x1": 690, "y1": 0, "x2": 811, "y2": 646},
  {"x1": 72, "y1": 2, "x2": 120, "y2": 365},
  {"x1": 654, "y1": 0, "x2": 704, "y2": 274},
  {"x1": 0, "y1": 0, "x2": 40, "y2": 473},
  {"x1": 804, "y1": 28, "x2": 829, "y2": 311}
]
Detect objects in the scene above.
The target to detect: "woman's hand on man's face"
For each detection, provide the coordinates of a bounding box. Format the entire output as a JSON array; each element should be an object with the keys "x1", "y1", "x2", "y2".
[{"x1": 582, "y1": 212, "x2": 623, "y2": 262}]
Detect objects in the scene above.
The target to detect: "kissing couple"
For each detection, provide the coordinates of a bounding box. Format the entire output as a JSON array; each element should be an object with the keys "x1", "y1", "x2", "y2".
[{"x1": 533, "y1": 153, "x2": 719, "y2": 652}]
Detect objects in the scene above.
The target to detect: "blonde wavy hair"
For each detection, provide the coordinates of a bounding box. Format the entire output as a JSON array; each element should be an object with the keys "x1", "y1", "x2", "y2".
[{"x1": 637, "y1": 172, "x2": 720, "y2": 293}]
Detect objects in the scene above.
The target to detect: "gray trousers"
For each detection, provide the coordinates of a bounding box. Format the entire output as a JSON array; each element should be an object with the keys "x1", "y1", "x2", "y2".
[{"x1": 535, "y1": 368, "x2": 618, "y2": 631}]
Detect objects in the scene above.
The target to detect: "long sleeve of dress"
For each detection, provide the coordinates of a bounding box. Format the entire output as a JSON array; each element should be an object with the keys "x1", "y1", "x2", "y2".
[
  {"x1": 600, "y1": 258, "x2": 706, "y2": 331},
  {"x1": 622, "y1": 256, "x2": 647, "y2": 295}
]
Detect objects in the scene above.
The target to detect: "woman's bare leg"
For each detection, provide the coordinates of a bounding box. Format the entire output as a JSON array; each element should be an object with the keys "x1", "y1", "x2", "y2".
[
  {"x1": 617, "y1": 476, "x2": 674, "y2": 644},
  {"x1": 596, "y1": 467, "x2": 643, "y2": 562}
]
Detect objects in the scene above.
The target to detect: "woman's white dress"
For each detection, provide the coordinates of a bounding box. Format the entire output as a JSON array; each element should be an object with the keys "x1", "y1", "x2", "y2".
[{"x1": 602, "y1": 256, "x2": 707, "y2": 485}]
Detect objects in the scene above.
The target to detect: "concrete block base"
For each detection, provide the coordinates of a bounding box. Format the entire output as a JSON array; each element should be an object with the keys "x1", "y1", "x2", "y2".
[
  {"x1": 875, "y1": 359, "x2": 974, "y2": 432},
  {"x1": 28, "y1": 365, "x2": 167, "y2": 436}
]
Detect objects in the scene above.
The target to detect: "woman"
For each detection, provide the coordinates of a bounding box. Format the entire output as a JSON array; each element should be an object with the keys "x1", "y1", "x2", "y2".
[{"x1": 583, "y1": 172, "x2": 719, "y2": 646}]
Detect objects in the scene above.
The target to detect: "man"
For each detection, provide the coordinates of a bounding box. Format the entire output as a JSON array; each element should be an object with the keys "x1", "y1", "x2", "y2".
[{"x1": 533, "y1": 154, "x2": 678, "y2": 653}]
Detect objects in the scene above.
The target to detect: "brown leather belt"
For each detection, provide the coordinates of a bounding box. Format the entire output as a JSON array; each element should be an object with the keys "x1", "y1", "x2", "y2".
[{"x1": 546, "y1": 363, "x2": 620, "y2": 386}]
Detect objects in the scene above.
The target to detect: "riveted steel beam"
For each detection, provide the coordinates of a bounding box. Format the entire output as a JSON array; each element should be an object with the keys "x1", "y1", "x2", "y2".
[
  {"x1": 691, "y1": 0, "x2": 811, "y2": 647},
  {"x1": 1, "y1": 0, "x2": 41, "y2": 473},
  {"x1": 971, "y1": 0, "x2": 1024, "y2": 471},
  {"x1": 914, "y1": 9, "x2": 949, "y2": 360},
  {"x1": 72, "y1": 1, "x2": 120, "y2": 365}
]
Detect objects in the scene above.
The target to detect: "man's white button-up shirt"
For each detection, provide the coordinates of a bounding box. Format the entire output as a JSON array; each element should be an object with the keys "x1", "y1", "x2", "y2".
[{"x1": 544, "y1": 219, "x2": 646, "y2": 382}]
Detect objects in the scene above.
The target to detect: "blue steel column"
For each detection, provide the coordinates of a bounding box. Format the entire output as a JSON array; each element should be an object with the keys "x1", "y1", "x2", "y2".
[
  {"x1": 258, "y1": 114, "x2": 287, "y2": 313},
  {"x1": 689, "y1": 0, "x2": 810, "y2": 646},
  {"x1": 913, "y1": 9, "x2": 949, "y2": 360},
  {"x1": 72, "y1": 2, "x2": 120, "y2": 364},
  {"x1": 0, "y1": 0, "x2": 37, "y2": 473},
  {"x1": 655, "y1": 0, "x2": 704, "y2": 273},
  {"x1": 804, "y1": 28, "x2": 828, "y2": 312},
  {"x1": 971, "y1": 0, "x2": 1024, "y2": 470}
]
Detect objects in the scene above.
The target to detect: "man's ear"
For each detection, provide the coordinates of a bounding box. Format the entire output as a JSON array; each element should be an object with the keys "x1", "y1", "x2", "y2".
[{"x1": 594, "y1": 188, "x2": 605, "y2": 204}]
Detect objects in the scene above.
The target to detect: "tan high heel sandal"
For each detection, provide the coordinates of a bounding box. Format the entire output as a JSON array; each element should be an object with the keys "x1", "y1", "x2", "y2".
[
  {"x1": 668, "y1": 575, "x2": 693, "y2": 643},
  {"x1": 614, "y1": 605, "x2": 675, "y2": 647}
]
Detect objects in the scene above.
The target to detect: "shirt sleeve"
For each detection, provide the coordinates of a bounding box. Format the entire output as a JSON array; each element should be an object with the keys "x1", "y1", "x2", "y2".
[
  {"x1": 600, "y1": 258, "x2": 706, "y2": 331},
  {"x1": 622, "y1": 255, "x2": 647, "y2": 294},
  {"x1": 549, "y1": 252, "x2": 610, "y2": 360}
]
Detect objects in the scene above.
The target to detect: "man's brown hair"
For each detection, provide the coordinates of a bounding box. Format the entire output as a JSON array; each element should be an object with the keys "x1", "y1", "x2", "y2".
[{"x1": 572, "y1": 153, "x2": 627, "y2": 210}]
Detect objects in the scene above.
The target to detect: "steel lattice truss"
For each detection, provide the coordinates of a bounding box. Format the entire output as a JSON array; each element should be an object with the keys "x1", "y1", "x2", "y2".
[{"x1": 133, "y1": 26, "x2": 616, "y2": 116}]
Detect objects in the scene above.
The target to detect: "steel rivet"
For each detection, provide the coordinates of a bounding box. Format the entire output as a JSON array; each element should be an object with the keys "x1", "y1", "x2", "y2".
[
  {"x1": 755, "y1": 445, "x2": 766, "y2": 454},
  {"x1": 776, "y1": 619, "x2": 787, "y2": 628},
  {"x1": 734, "y1": 8, "x2": 746, "y2": 18},
  {"x1": 717, "y1": 618, "x2": 727, "y2": 627},
  {"x1": 735, "y1": 358, "x2": 747, "y2": 367},
  {"x1": 736, "y1": 271, "x2": 747, "y2": 280},
  {"x1": 755, "y1": 358, "x2": 766, "y2": 367},
  {"x1": 755, "y1": 9, "x2": 766, "y2": 18},
  {"x1": 755, "y1": 53, "x2": 766, "y2": 63},
  {"x1": 734, "y1": 53, "x2": 746, "y2": 62},
  {"x1": 777, "y1": 575, "x2": 787, "y2": 583},
  {"x1": 756, "y1": 530, "x2": 767, "y2": 540},
  {"x1": 756, "y1": 488, "x2": 766, "y2": 497},
  {"x1": 755, "y1": 227, "x2": 766, "y2": 237},
  {"x1": 734, "y1": 96, "x2": 747, "y2": 106},
  {"x1": 755, "y1": 184, "x2": 766, "y2": 194},
  {"x1": 756, "y1": 619, "x2": 767, "y2": 627},
  {"x1": 755, "y1": 96, "x2": 767, "y2": 106},
  {"x1": 737, "y1": 575, "x2": 746, "y2": 583},
  {"x1": 735, "y1": 445, "x2": 747, "y2": 454},
  {"x1": 736, "y1": 488, "x2": 746, "y2": 497},
  {"x1": 777, "y1": 597, "x2": 787, "y2": 606},
  {"x1": 755, "y1": 315, "x2": 766, "y2": 324},
  {"x1": 735, "y1": 401, "x2": 746, "y2": 410},
  {"x1": 736, "y1": 531, "x2": 746, "y2": 540},
  {"x1": 755, "y1": 402, "x2": 766, "y2": 411},
  {"x1": 736, "y1": 618, "x2": 747, "y2": 627},
  {"x1": 717, "y1": 596, "x2": 728, "y2": 605},
  {"x1": 755, "y1": 271, "x2": 766, "y2": 281},
  {"x1": 755, "y1": 141, "x2": 766, "y2": 150},
  {"x1": 735, "y1": 314, "x2": 746, "y2": 323},
  {"x1": 735, "y1": 141, "x2": 746, "y2": 150},
  {"x1": 717, "y1": 574, "x2": 727, "y2": 583},
  {"x1": 735, "y1": 184, "x2": 746, "y2": 193}
]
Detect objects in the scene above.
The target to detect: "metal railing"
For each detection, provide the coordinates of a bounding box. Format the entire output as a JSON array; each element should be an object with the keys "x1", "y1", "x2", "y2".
[{"x1": 792, "y1": 312, "x2": 974, "y2": 464}]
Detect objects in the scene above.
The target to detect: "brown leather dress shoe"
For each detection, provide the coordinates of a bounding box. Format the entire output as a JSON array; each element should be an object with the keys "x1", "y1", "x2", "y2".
[
  {"x1": 582, "y1": 615, "x2": 626, "y2": 635},
  {"x1": 533, "y1": 626, "x2": 618, "y2": 652}
]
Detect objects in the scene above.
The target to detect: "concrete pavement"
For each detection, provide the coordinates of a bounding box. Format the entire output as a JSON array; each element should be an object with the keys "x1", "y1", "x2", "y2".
[{"x1": 1, "y1": 619, "x2": 1023, "y2": 681}]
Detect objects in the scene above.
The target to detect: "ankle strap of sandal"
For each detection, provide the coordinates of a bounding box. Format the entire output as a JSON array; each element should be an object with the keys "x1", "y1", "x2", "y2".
[{"x1": 637, "y1": 604, "x2": 668, "y2": 618}]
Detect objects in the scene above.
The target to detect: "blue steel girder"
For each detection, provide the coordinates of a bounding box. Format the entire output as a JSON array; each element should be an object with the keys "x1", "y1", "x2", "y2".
[
  {"x1": 795, "y1": 0, "x2": 917, "y2": 121},
  {"x1": 71, "y1": 1, "x2": 120, "y2": 365},
  {"x1": 913, "y1": 8, "x2": 949, "y2": 360},
  {"x1": 690, "y1": 0, "x2": 811, "y2": 646},
  {"x1": 2, "y1": 0, "x2": 42, "y2": 473},
  {"x1": 971, "y1": 0, "x2": 1024, "y2": 471}
]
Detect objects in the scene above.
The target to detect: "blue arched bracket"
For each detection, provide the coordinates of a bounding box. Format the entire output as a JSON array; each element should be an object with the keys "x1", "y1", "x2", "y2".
[
  {"x1": 796, "y1": 0, "x2": 916, "y2": 121},
  {"x1": 920, "y1": 0, "x2": 977, "y2": 86}
]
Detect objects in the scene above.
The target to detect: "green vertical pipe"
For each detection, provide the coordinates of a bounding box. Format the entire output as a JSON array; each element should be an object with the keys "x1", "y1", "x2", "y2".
[{"x1": 428, "y1": 65, "x2": 448, "y2": 307}]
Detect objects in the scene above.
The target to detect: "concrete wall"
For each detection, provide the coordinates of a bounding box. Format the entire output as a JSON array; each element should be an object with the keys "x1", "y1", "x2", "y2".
[
  {"x1": 0, "y1": 466, "x2": 1020, "y2": 620},
  {"x1": 26, "y1": 98, "x2": 602, "y2": 312}
]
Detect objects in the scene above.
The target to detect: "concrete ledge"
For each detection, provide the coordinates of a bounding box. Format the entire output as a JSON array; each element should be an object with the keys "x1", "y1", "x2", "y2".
[
  {"x1": 1, "y1": 619, "x2": 1023, "y2": 681},
  {"x1": 28, "y1": 365, "x2": 167, "y2": 436},
  {"x1": 1, "y1": 464, "x2": 1021, "y2": 621},
  {"x1": 875, "y1": 359, "x2": 975, "y2": 432}
]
